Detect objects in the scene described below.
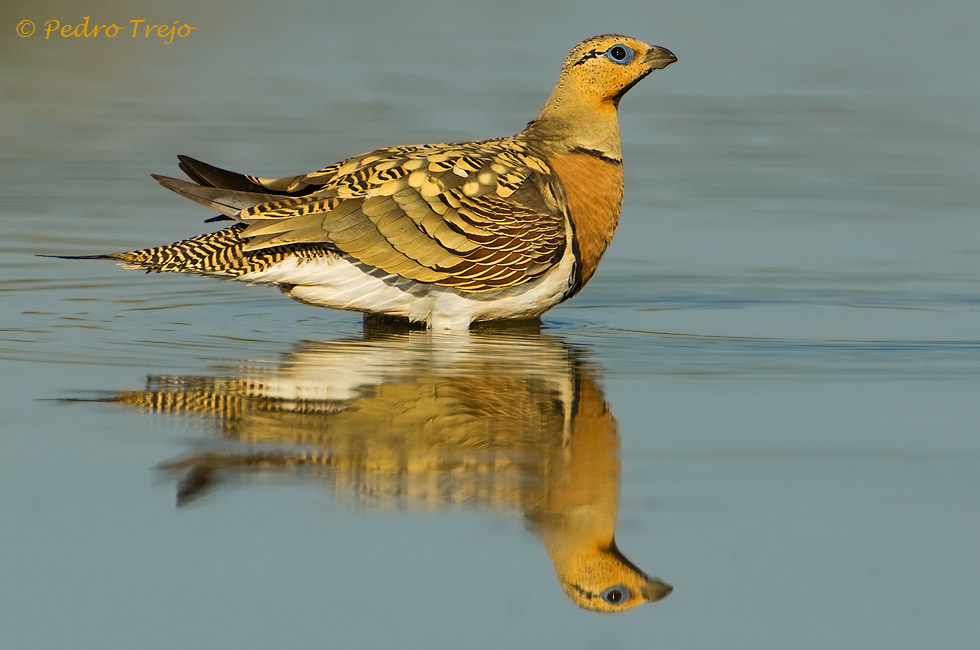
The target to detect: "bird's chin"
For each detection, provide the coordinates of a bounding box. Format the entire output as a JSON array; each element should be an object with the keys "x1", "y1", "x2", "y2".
[{"x1": 610, "y1": 69, "x2": 654, "y2": 104}]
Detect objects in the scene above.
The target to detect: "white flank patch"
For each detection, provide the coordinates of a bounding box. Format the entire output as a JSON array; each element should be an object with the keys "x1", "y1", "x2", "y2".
[{"x1": 238, "y1": 247, "x2": 576, "y2": 330}]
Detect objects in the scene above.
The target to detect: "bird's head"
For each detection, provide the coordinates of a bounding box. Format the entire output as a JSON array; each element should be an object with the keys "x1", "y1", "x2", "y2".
[
  {"x1": 555, "y1": 539, "x2": 673, "y2": 613},
  {"x1": 556, "y1": 35, "x2": 676, "y2": 109},
  {"x1": 528, "y1": 35, "x2": 675, "y2": 154}
]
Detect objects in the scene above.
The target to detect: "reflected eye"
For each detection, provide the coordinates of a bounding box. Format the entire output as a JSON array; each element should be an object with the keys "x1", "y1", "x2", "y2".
[
  {"x1": 606, "y1": 45, "x2": 634, "y2": 65},
  {"x1": 602, "y1": 585, "x2": 632, "y2": 605}
]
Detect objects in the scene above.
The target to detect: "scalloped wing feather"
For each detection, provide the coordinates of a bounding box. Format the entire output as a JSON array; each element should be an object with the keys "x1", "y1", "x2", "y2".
[{"x1": 218, "y1": 140, "x2": 567, "y2": 292}]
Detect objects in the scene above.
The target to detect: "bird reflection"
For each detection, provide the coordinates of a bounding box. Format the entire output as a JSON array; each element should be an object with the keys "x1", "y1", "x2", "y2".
[{"x1": 101, "y1": 324, "x2": 671, "y2": 612}]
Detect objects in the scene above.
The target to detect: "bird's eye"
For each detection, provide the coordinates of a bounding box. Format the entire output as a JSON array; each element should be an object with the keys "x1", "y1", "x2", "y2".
[
  {"x1": 606, "y1": 45, "x2": 634, "y2": 65},
  {"x1": 602, "y1": 586, "x2": 632, "y2": 605}
]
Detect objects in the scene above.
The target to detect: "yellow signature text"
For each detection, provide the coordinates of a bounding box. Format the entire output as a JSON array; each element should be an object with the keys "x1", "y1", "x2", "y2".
[{"x1": 39, "y1": 17, "x2": 195, "y2": 44}]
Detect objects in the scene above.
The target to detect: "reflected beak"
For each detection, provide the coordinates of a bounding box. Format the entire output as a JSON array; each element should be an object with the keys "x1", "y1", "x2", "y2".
[
  {"x1": 642, "y1": 579, "x2": 674, "y2": 602},
  {"x1": 644, "y1": 45, "x2": 677, "y2": 70}
]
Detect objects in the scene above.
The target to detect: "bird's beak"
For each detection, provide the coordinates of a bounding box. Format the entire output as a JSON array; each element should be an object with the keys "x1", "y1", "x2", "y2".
[
  {"x1": 644, "y1": 45, "x2": 677, "y2": 70},
  {"x1": 641, "y1": 579, "x2": 674, "y2": 602}
]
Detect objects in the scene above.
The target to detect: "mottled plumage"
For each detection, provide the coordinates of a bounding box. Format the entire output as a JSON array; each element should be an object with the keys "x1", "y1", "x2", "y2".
[{"x1": 58, "y1": 35, "x2": 675, "y2": 328}]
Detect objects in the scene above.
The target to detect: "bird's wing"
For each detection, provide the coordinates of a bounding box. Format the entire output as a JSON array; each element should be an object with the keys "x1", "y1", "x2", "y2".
[{"x1": 218, "y1": 141, "x2": 567, "y2": 292}]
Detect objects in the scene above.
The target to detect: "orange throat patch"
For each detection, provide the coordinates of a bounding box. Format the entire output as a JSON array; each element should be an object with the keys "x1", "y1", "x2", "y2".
[{"x1": 548, "y1": 152, "x2": 624, "y2": 291}]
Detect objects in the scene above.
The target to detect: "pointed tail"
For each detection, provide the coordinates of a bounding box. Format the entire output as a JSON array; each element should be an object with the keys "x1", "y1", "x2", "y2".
[{"x1": 43, "y1": 225, "x2": 332, "y2": 278}]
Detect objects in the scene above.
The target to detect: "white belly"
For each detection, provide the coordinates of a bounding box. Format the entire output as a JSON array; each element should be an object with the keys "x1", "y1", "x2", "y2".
[{"x1": 239, "y1": 249, "x2": 576, "y2": 329}]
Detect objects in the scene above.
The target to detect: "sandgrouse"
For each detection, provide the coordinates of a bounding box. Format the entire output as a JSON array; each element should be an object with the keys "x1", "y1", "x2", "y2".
[{"x1": 61, "y1": 35, "x2": 676, "y2": 329}]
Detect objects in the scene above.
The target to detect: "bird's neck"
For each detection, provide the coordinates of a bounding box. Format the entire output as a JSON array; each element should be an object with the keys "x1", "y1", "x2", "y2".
[
  {"x1": 523, "y1": 83, "x2": 623, "y2": 160},
  {"x1": 529, "y1": 374, "x2": 621, "y2": 565}
]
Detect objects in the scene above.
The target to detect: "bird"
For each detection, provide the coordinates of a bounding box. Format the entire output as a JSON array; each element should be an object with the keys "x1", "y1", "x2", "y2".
[
  {"x1": 92, "y1": 328, "x2": 673, "y2": 612},
  {"x1": 58, "y1": 35, "x2": 676, "y2": 329}
]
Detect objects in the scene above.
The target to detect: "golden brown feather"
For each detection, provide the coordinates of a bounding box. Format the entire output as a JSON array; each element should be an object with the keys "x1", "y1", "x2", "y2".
[{"x1": 51, "y1": 35, "x2": 676, "y2": 327}]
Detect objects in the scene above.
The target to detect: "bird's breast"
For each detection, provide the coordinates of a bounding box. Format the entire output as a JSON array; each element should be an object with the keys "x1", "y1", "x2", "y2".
[{"x1": 547, "y1": 153, "x2": 624, "y2": 291}]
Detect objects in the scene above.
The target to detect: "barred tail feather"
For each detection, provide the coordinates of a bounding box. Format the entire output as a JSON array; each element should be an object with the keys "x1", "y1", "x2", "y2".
[
  {"x1": 109, "y1": 225, "x2": 252, "y2": 277},
  {"x1": 50, "y1": 224, "x2": 335, "y2": 278}
]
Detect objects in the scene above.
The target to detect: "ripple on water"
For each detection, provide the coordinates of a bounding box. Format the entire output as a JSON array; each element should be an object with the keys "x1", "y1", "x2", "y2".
[{"x1": 5, "y1": 257, "x2": 980, "y2": 381}]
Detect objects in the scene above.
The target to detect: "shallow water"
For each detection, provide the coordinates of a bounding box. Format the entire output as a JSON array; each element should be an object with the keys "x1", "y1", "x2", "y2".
[{"x1": 3, "y1": 0, "x2": 980, "y2": 648}]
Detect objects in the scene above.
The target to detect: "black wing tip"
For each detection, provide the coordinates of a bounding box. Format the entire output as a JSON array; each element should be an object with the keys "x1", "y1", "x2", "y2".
[
  {"x1": 175, "y1": 155, "x2": 269, "y2": 194},
  {"x1": 177, "y1": 154, "x2": 211, "y2": 187},
  {"x1": 177, "y1": 154, "x2": 208, "y2": 167}
]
